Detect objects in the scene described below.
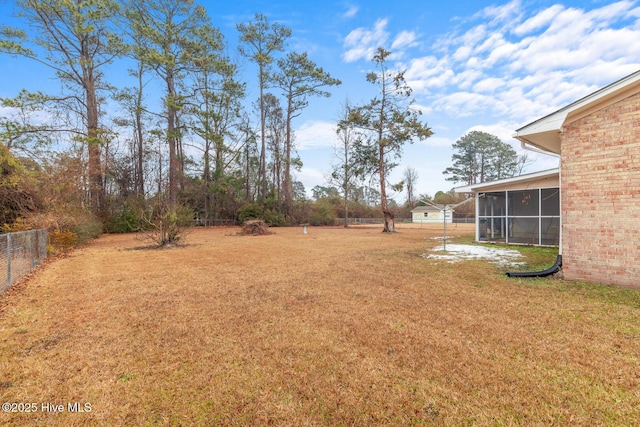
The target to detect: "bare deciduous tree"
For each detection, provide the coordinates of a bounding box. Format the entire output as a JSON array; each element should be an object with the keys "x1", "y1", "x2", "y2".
[{"x1": 403, "y1": 166, "x2": 418, "y2": 209}]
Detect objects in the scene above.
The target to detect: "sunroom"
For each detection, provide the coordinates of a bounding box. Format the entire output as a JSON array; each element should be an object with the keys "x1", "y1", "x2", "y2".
[{"x1": 456, "y1": 168, "x2": 560, "y2": 246}]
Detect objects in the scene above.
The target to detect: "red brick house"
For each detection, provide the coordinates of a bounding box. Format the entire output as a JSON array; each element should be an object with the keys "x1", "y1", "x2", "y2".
[{"x1": 513, "y1": 70, "x2": 640, "y2": 287}]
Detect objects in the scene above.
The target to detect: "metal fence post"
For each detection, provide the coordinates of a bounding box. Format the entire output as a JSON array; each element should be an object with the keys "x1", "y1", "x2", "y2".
[
  {"x1": 32, "y1": 231, "x2": 37, "y2": 268},
  {"x1": 6, "y1": 232, "x2": 11, "y2": 288}
]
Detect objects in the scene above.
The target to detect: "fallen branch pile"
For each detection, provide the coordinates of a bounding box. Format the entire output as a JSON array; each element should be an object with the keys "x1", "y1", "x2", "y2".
[{"x1": 239, "y1": 219, "x2": 273, "y2": 236}]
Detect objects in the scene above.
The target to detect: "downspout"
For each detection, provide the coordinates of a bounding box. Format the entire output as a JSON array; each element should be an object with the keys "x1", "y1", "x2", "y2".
[
  {"x1": 506, "y1": 255, "x2": 562, "y2": 277},
  {"x1": 506, "y1": 139, "x2": 562, "y2": 278},
  {"x1": 475, "y1": 195, "x2": 479, "y2": 242}
]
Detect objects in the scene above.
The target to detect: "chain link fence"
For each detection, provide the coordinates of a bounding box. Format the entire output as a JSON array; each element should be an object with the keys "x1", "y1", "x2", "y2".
[
  {"x1": 0, "y1": 229, "x2": 48, "y2": 293},
  {"x1": 334, "y1": 217, "x2": 476, "y2": 226},
  {"x1": 334, "y1": 218, "x2": 412, "y2": 226}
]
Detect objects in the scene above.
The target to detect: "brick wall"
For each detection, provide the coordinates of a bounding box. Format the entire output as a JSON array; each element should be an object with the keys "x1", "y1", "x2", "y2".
[{"x1": 561, "y1": 92, "x2": 640, "y2": 287}]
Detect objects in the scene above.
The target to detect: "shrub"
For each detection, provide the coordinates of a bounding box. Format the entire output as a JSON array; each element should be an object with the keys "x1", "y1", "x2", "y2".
[
  {"x1": 1, "y1": 217, "x2": 31, "y2": 232},
  {"x1": 106, "y1": 205, "x2": 142, "y2": 233},
  {"x1": 237, "y1": 202, "x2": 286, "y2": 227},
  {"x1": 138, "y1": 204, "x2": 193, "y2": 247},
  {"x1": 308, "y1": 200, "x2": 337, "y2": 226},
  {"x1": 237, "y1": 202, "x2": 263, "y2": 222},
  {"x1": 73, "y1": 218, "x2": 103, "y2": 243},
  {"x1": 49, "y1": 229, "x2": 78, "y2": 251},
  {"x1": 262, "y1": 209, "x2": 285, "y2": 227}
]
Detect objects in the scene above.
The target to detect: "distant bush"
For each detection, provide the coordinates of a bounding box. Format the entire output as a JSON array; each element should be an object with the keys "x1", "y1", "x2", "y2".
[
  {"x1": 49, "y1": 229, "x2": 78, "y2": 251},
  {"x1": 237, "y1": 202, "x2": 285, "y2": 227},
  {"x1": 24, "y1": 208, "x2": 102, "y2": 253},
  {"x1": 105, "y1": 204, "x2": 142, "y2": 233},
  {"x1": 262, "y1": 209, "x2": 285, "y2": 227},
  {"x1": 73, "y1": 219, "x2": 103, "y2": 243},
  {"x1": 308, "y1": 200, "x2": 336, "y2": 226},
  {"x1": 237, "y1": 203, "x2": 263, "y2": 222}
]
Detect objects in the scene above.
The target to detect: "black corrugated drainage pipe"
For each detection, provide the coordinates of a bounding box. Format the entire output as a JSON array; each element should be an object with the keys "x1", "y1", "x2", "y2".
[{"x1": 506, "y1": 255, "x2": 562, "y2": 278}]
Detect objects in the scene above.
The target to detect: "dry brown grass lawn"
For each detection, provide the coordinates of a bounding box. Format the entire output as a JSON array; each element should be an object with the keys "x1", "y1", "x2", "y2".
[{"x1": 0, "y1": 224, "x2": 638, "y2": 426}]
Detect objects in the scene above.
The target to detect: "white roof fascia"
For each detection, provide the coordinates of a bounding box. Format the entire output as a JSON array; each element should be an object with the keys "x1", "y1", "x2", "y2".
[{"x1": 454, "y1": 168, "x2": 559, "y2": 193}]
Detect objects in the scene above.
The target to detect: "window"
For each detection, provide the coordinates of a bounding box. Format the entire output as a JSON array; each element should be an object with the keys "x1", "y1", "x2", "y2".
[{"x1": 424, "y1": 212, "x2": 429, "y2": 217}]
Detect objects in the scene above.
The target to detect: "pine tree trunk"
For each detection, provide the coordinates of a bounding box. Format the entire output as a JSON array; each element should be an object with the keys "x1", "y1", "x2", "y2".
[
  {"x1": 167, "y1": 72, "x2": 178, "y2": 209},
  {"x1": 135, "y1": 67, "x2": 145, "y2": 197},
  {"x1": 379, "y1": 144, "x2": 394, "y2": 232},
  {"x1": 284, "y1": 104, "x2": 293, "y2": 220},
  {"x1": 259, "y1": 65, "x2": 267, "y2": 202},
  {"x1": 85, "y1": 75, "x2": 104, "y2": 219}
]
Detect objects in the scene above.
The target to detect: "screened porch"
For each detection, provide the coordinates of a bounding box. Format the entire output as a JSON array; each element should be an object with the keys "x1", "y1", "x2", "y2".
[{"x1": 477, "y1": 187, "x2": 559, "y2": 246}]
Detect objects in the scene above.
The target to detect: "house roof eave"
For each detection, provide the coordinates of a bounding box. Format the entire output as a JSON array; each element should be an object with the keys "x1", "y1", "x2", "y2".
[
  {"x1": 513, "y1": 69, "x2": 640, "y2": 155},
  {"x1": 454, "y1": 168, "x2": 559, "y2": 193}
]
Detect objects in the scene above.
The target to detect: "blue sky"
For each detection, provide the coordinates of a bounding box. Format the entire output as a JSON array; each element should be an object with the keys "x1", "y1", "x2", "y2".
[{"x1": 2, "y1": 0, "x2": 640, "y2": 200}]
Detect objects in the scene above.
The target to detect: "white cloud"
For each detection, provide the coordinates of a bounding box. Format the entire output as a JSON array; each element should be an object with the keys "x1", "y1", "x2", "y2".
[
  {"x1": 453, "y1": 68, "x2": 483, "y2": 90},
  {"x1": 478, "y1": 0, "x2": 522, "y2": 24},
  {"x1": 295, "y1": 120, "x2": 339, "y2": 150},
  {"x1": 473, "y1": 32, "x2": 508, "y2": 61},
  {"x1": 442, "y1": 24, "x2": 487, "y2": 56},
  {"x1": 411, "y1": 102, "x2": 433, "y2": 117},
  {"x1": 588, "y1": 0, "x2": 637, "y2": 24},
  {"x1": 432, "y1": 92, "x2": 500, "y2": 118},
  {"x1": 508, "y1": 2, "x2": 640, "y2": 78},
  {"x1": 405, "y1": 0, "x2": 640, "y2": 125},
  {"x1": 484, "y1": 38, "x2": 518, "y2": 67},
  {"x1": 391, "y1": 30, "x2": 418, "y2": 50},
  {"x1": 295, "y1": 166, "x2": 327, "y2": 196},
  {"x1": 342, "y1": 18, "x2": 389, "y2": 62},
  {"x1": 0, "y1": 104, "x2": 51, "y2": 127},
  {"x1": 404, "y1": 56, "x2": 454, "y2": 92},
  {"x1": 452, "y1": 45, "x2": 472, "y2": 62},
  {"x1": 514, "y1": 4, "x2": 563, "y2": 36},
  {"x1": 342, "y1": 19, "x2": 420, "y2": 62},
  {"x1": 570, "y1": 59, "x2": 640, "y2": 87},
  {"x1": 341, "y1": 5, "x2": 359, "y2": 20},
  {"x1": 466, "y1": 122, "x2": 520, "y2": 144},
  {"x1": 472, "y1": 77, "x2": 504, "y2": 93},
  {"x1": 418, "y1": 135, "x2": 453, "y2": 148}
]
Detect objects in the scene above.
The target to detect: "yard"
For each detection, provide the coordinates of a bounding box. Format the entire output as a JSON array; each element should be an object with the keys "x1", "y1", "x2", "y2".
[{"x1": 0, "y1": 224, "x2": 638, "y2": 426}]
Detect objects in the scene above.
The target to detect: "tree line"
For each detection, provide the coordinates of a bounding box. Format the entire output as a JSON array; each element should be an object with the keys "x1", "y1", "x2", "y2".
[
  {"x1": 0, "y1": 0, "x2": 524, "y2": 243},
  {"x1": 0, "y1": 1, "x2": 347, "y2": 242}
]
